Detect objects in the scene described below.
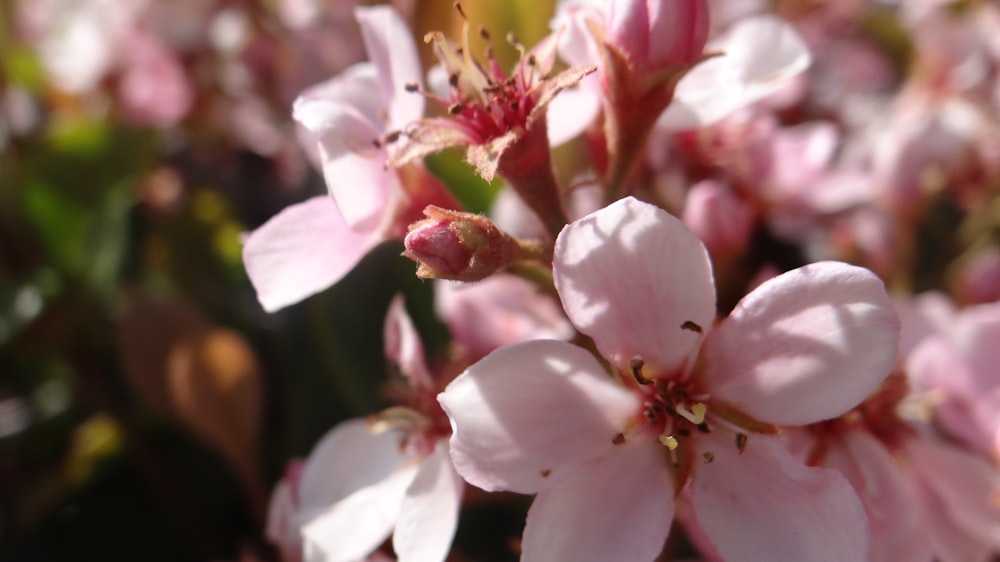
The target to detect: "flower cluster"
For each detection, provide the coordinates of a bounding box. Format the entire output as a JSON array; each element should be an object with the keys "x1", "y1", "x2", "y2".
[{"x1": 247, "y1": 1, "x2": 1000, "y2": 561}]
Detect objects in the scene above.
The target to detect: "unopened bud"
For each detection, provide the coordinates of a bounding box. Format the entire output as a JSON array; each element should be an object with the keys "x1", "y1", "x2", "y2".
[
  {"x1": 403, "y1": 206, "x2": 523, "y2": 281},
  {"x1": 606, "y1": 0, "x2": 709, "y2": 72}
]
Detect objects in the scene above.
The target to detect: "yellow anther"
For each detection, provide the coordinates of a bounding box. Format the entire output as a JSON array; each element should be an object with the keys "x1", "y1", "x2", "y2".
[
  {"x1": 690, "y1": 402, "x2": 707, "y2": 424},
  {"x1": 676, "y1": 402, "x2": 707, "y2": 425},
  {"x1": 659, "y1": 434, "x2": 679, "y2": 450}
]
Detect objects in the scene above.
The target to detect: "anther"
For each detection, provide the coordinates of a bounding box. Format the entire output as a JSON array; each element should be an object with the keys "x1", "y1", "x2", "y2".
[
  {"x1": 681, "y1": 320, "x2": 703, "y2": 334},
  {"x1": 372, "y1": 139, "x2": 382, "y2": 149},
  {"x1": 404, "y1": 82, "x2": 419, "y2": 93},
  {"x1": 527, "y1": 55, "x2": 537, "y2": 67},
  {"x1": 383, "y1": 130, "x2": 401, "y2": 144},
  {"x1": 479, "y1": 27, "x2": 490, "y2": 41},
  {"x1": 735, "y1": 432, "x2": 748, "y2": 453},
  {"x1": 448, "y1": 103, "x2": 465, "y2": 115},
  {"x1": 612, "y1": 433, "x2": 626, "y2": 445},
  {"x1": 630, "y1": 356, "x2": 652, "y2": 385},
  {"x1": 659, "y1": 434, "x2": 679, "y2": 450},
  {"x1": 454, "y1": 2, "x2": 467, "y2": 20},
  {"x1": 448, "y1": 73, "x2": 460, "y2": 88},
  {"x1": 675, "y1": 402, "x2": 707, "y2": 425},
  {"x1": 703, "y1": 451, "x2": 714, "y2": 463}
]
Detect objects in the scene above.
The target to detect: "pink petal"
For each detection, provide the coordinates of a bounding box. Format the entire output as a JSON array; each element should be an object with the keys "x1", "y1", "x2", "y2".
[
  {"x1": 905, "y1": 435, "x2": 1000, "y2": 551},
  {"x1": 546, "y1": 86, "x2": 601, "y2": 147},
  {"x1": 521, "y1": 437, "x2": 674, "y2": 562},
  {"x1": 435, "y1": 274, "x2": 573, "y2": 362},
  {"x1": 689, "y1": 431, "x2": 869, "y2": 562},
  {"x1": 824, "y1": 430, "x2": 931, "y2": 562},
  {"x1": 438, "y1": 340, "x2": 639, "y2": 494},
  {"x1": 242, "y1": 196, "x2": 381, "y2": 312},
  {"x1": 393, "y1": 440, "x2": 464, "y2": 562},
  {"x1": 701, "y1": 261, "x2": 899, "y2": 425},
  {"x1": 906, "y1": 337, "x2": 995, "y2": 453},
  {"x1": 297, "y1": 63, "x2": 383, "y2": 131},
  {"x1": 384, "y1": 295, "x2": 433, "y2": 391},
  {"x1": 554, "y1": 197, "x2": 715, "y2": 373},
  {"x1": 298, "y1": 419, "x2": 419, "y2": 562},
  {"x1": 354, "y1": 5, "x2": 423, "y2": 131},
  {"x1": 659, "y1": 16, "x2": 810, "y2": 131},
  {"x1": 292, "y1": 95, "x2": 395, "y2": 232}
]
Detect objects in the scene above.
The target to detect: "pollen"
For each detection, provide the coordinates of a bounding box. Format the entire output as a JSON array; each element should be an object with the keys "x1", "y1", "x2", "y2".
[
  {"x1": 676, "y1": 402, "x2": 707, "y2": 425},
  {"x1": 659, "y1": 434, "x2": 679, "y2": 449}
]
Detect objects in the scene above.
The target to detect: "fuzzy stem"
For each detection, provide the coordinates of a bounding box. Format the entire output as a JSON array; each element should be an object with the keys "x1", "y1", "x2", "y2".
[{"x1": 497, "y1": 114, "x2": 569, "y2": 240}]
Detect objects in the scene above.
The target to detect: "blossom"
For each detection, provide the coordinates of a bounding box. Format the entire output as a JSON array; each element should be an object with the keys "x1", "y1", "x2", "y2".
[
  {"x1": 270, "y1": 296, "x2": 463, "y2": 562},
  {"x1": 386, "y1": 6, "x2": 594, "y2": 183},
  {"x1": 906, "y1": 300, "x2": 1000, "y2": 459},
  {"x1": 242, "y1": 5, "x2": 457, "y2": 312},
  {"x1": 439, "y1": 197, "x2": 899, "y2": 561}
]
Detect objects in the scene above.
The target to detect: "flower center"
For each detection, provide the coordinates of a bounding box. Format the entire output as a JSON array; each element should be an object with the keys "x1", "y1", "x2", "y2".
[
  {"x1": 420, "y1": 3, "x2": 546, "y2": 144},
  {"x1": 622, "y1": 355, "x2": 711, "y2": 451}
]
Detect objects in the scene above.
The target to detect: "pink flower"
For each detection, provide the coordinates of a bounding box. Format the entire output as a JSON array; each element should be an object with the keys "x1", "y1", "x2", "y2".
[
  {"x1": 272, "y1": 296, "x2": 463, "y2": 562},
  {"x1": 804, "y1": 373, "x2": 1000, "y2": 562},
  {"x1": 242, "y1": 6, "x2": 457, "y2": 312},
  {"x1": 386, "y1": 12, "x2": 593, "y2": 183},
  {"x1": 906, "y1": 301, "x2": 1000, "y2": 459},
  {"x1": 439, "y1": 197, "x2": 899, "y2": 561}
]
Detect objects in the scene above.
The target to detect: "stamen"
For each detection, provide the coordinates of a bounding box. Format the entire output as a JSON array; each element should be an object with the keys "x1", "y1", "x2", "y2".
[
  {"x1": 659, "y1": 434, "x2": 679, "y2": 449},
  {"x1": 676, "y1": 402, "x2": 707, "y2": 425},
  {"x1": 631, "y1": 355, "x2": 652, "y2": 385},
  {"x1": 681, "y1": 320, "x2": 703, "y2": 333}
]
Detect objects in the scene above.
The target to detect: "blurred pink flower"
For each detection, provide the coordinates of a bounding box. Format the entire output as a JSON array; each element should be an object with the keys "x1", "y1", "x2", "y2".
[
  {"x1": 906, "y1": 301, "x2": 1000, "y2": 459},
  {"x1": 116, "y1": 32, "x2": 193, "y2": 126},
  {"x1": 439, "y1": 197, "x2": 899, "y2": 561}
]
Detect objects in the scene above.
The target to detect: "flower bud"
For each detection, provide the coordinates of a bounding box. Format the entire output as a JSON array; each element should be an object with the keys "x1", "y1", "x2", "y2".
[
  {"x1": 403, "y1": 206, "x2": 523, "y2": 281},
  {"x1": 607, "y1": 0, "x2": 709, "y2": 72}
]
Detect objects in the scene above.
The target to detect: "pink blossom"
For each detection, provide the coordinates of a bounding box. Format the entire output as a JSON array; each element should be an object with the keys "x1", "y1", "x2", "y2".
[
  {"x1": 386, "y1": 17, "x2": 593, "y2": 183},
  {"x1": 270, "y1": 297, "x2": 463, "y2": 562},
  {"x1": 906, "y1": 301, "x2": 1000, "y2": 459},
  {"x1": 803, "y1": 372, "x2": 1000, "y2": 562},
  {"x1": 439, "y1": 197, "x2": 898, "y2": 561},
  {"x1": 242, "y1": 6, "x2": 456, "y2": 312}
]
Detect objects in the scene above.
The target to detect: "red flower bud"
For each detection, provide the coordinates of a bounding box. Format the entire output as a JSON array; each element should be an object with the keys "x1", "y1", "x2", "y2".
[
  {"x1": 607, "y1": 0, "x2": 709, "y2": 72},
  {"x1": 403, "y1": 207, "x2": 523, "y2": 281}
]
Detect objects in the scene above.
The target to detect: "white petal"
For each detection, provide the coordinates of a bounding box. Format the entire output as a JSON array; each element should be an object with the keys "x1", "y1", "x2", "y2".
[
  {"x1": 393, "y1": 441, "x2": 464, "y2": 562},
  {"x1": 554, "y1": 196, "x2": 715, "y2": 373},
  {"x1": 241, "y1": 196, "x2": 380, "y2": 312},
  {"x1": 522, "y1": 438, "x2": 674, "y2": 562},
  {"x1": 438, "y1": 340, "x2": 639, "y2": 494},
  {"x1": 702, "y1": 261, "x2": 898, "y2": 425},
  {"x1": 298, "y1": 419, "x2": 419, "y2": 562}
]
